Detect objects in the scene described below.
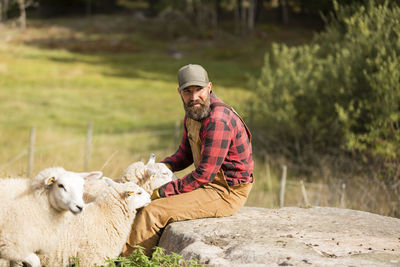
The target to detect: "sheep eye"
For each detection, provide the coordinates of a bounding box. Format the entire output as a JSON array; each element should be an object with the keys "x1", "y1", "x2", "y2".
[
  {"x1": 137, "y1": 191, "x2": 142, "y2": 195},
  {"x1": 58, "y1": 184, "x2": 66, "y2": 191}
]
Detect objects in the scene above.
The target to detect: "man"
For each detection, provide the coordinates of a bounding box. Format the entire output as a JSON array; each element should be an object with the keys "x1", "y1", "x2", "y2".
[{"x1": 122, "y1": 64, "x2": 254, "y2": 257}]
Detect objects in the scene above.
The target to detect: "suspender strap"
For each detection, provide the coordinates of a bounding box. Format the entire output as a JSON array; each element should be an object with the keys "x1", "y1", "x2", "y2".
[
  {"x1": 210, "y1": 102, "x2": 252, "y2": 142},
  {"x1": 210, "y1": 102, "x2": 233, "y2": 111}
]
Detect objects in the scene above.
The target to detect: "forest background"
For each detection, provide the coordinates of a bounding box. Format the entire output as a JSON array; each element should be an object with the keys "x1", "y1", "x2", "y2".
[{"x1": 1, "y1": 0, "x2": 399, "y2": 217}]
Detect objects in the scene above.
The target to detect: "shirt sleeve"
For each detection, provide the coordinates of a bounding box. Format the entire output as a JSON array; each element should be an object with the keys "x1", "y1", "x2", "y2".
[
  {"x1": 161, "y1": 118, "x2": 193, "y2": 172},
  {"x1": 159, "y1": 116, "x2": 232, "y2": 197}
]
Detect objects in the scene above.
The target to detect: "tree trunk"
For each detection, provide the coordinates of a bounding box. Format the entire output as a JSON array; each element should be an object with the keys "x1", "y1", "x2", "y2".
[
  {"x1": 194, "y1": 0, "x2": 203, "y2": 31},
  {"x1": 241, "y1": 0, "x2": 248, "y2": 35},
  {"x1": 186, "y1": 0, "x2": 194, "y2": 14},
  {"x1": 214, "y1": 0, "x2": 220, "y2": 33},
  {"x1": 279, "y1": 0, "x2": 289, "y2": 25},
  {"x1": 215, "y1": 0, "x2": 222, "y2": 21},
  {"x1": 86, "y1": 0, "x2": 92, "y2": 17},
  {"x1": 255, "y1": 0, "x2": 264, "y2": 22},
  {"x1": 247, "y1": 0, "x2": 256, "y2": 32},
  {"x1": 1, "y1": 0, "x2": 9, "y2": 22},
  {"x1": 17, "y1": 0, "x2": 26, "y2": 30},
  {"x1": 234, "y1": 0, "x2": 240, "y2": 34}
]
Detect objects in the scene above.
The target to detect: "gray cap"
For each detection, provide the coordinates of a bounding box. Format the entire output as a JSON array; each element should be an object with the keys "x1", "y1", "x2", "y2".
[{"x1": 177, "y1": 64, "x2": 209, "y2": 91}]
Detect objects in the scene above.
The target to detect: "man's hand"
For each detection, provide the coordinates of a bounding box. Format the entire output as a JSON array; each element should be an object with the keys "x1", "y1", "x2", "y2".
[{"x1": 151, "y1": 188, "x2": 161, "y2": 200}]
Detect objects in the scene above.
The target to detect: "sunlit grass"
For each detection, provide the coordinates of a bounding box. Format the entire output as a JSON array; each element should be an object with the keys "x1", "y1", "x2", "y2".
[
  {"x1": 1, "y1": 14, "x2": 395, "y2": 217},
  {"x1": 0, "y1": 14, "x2": 317, "y2": 211}
]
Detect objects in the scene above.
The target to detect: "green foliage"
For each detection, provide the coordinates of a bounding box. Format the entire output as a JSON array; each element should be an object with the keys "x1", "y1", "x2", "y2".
[
  {"x1": 102, "y1": 246, "x2": 204, "y2": 267},
  {"x1": 251, "y1": 0, "x2": 400, "y2": 171}
]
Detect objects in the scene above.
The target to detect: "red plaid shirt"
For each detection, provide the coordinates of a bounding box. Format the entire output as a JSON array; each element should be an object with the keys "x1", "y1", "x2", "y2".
[{"x1": 160, "y1": 93, "x2": 254, "y2": 197}]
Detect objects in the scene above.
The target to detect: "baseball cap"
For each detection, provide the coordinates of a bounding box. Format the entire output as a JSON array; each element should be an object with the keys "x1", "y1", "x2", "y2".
[{"x1": 177, "y1": 64, "x2": 209, "y2": 91}]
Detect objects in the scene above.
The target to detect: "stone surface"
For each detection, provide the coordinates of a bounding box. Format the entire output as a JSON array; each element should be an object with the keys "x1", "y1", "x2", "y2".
[{"x1": 158, "y1": 206, "x2": 400, "y2": 266}]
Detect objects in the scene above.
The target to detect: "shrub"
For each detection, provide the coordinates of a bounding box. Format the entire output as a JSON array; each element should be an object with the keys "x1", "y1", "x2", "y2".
[
  {"x1": 101, "y1": 246, "x2": 204, "y2": 267},
  {"x1": 251, "y1": 0, "x2": 400, "y2": 177}
]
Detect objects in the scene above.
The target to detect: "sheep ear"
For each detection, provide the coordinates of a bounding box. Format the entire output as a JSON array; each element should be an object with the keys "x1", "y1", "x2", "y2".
[
  {"x1": 103, "y1": 177, "x2": 117, "y2": 186},
  {"x1": 147, "y1": 153, "x2": 156, "y2": 165},
  {"x1": 145, "y1": 167, "x2": 157, "y2": 176},
  {"x1": 79, "y1": 171, "x2": 103, "y2": 181},
  {"x1": 45, "y1": 176, "x2": 56, "y2": 185}
]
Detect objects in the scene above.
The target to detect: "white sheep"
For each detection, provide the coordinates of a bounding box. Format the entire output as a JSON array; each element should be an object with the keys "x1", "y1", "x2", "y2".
[
  {"x1": 117, "y1": 153, "x2": 177, "y2": 194},
  {"x1": 39, "y1": 179, "x2": 151, "y2": 267},
  {"x1": 82, "y1": 174, "x2": 110, "y2": 203},
  {"x1": 0, "y1": 167, "x2": 102, "y2": 267}
]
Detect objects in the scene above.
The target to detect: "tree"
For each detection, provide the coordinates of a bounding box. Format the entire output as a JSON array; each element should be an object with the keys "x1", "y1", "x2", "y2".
[
  {"x1": 279, "y1": 0, "x2": 289, "y2": 25},
  {"x1": 0, "y1": 0, "x2": 10, "y2": 22},
  {"x1": 17, "y1": 0, "x2": 25, "y2": 30},
  {"x1": 251, "y1": 0, "x2": 400, "y2": 178}
]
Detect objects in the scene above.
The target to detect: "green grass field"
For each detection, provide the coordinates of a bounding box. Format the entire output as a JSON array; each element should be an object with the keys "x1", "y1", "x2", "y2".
[{"x1": 0, "y1": 14, "x2": 315, "y2": 208}]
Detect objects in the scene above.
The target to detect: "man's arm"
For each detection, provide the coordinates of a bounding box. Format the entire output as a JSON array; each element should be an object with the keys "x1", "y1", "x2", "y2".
[
  {"x1": 159, "y1": 116, "x2": 232, "y2": 197},
  {"x1": 161, "y1": 118, "x2": 193, "y2": 172}
]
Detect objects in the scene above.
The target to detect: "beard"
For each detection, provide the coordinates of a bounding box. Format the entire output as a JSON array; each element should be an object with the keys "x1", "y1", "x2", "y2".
[{"x1": 183, "y1": 95, "x2": 211, "y2": 121}]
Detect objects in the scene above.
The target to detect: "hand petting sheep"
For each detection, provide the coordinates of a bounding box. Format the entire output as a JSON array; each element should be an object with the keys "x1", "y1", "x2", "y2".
[{"x1": 0, "y1": 167, "x2": 102, "y2": 267}]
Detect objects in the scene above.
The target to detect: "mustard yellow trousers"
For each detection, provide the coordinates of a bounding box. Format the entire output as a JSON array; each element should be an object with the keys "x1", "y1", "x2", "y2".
[{"x1": 122, "y1": 181, "x2": 253, "y2": 257}]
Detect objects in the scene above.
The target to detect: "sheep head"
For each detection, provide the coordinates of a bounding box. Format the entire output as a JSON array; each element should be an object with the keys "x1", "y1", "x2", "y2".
[
  {"x1": 104, "y1": 178, "x2": 151, "y2": 210},
  {"x1": 144, "y1": 158, "x2": 176, "y2": 192},
  {"x1": 118, "y1": 154, "x2": 176, "y2": 194},
  {"x1": 117, "y1": 161, "x2": 146, "y2": 184},
  {"x1": 34, "y1": 167, "x2": 103, "y2": 214}
]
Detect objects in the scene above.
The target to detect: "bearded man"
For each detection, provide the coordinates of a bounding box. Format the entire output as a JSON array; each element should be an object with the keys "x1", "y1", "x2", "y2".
[{"x1": 123, "y1": 64, "x2": 254, "y2": 257}]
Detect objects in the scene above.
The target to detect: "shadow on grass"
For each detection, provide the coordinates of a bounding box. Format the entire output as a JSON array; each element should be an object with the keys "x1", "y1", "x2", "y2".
[{"x1": 13, "y1": 14, "x2": 314, "y2": 90}]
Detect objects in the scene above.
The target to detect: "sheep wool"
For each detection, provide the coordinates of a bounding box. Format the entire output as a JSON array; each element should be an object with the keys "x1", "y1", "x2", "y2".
[
  {"x1": 0, "y1": 167, "x2": 101, "y2": 267},
  {"x1": 117, "y1": 154, "x2": 176, "y2": 194},
  {"x1": 82, "y1": 176, "x2": 109, "y2": 203},
  {"x1": 40, "y1": 180, "x2": 151, "y2": 267}
]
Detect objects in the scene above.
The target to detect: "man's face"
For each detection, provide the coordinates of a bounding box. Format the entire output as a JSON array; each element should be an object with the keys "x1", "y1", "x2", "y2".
[{"x1": 179, "y1": 83, "x2": 212, "y2": 121}]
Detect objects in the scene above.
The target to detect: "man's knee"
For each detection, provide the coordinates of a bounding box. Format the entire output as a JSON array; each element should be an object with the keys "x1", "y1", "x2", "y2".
[{"x1": 135, "y1": 200, "x2": 169, "y2": 227}]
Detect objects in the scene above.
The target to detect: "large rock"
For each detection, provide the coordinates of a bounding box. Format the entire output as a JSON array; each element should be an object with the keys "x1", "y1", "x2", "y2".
[{"x1": 158, "y1": 206, "x2": 400, "y2": 266}]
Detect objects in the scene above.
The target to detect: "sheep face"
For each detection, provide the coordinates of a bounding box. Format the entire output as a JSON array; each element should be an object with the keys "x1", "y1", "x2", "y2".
[
  {"x1": 45, "y1": 170, "x2": 103, "y2": 214},
  {"x1": 123, "y1": 182, "x2": 151, "y2": 210},
  {"x1": 119, "y1": 154, "x2": 175, "y2": 194},
  {"x1": 107, "y1": 180, "x2": 151, "y2": 210},
  {"x1": 145, "y1": 162, "x2": 175, "y2": 190}
]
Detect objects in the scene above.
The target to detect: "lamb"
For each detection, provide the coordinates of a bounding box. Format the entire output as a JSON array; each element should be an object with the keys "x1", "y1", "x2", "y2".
[
  {"x1": 117, "y1": 153, "x2": 177, "y2": 194},
  {"x1": 0, "y1": 167, "x2": 102, "y2": 267},
  {"x1": 39, "y1": 179, "x2": 151, "y2": 267}
]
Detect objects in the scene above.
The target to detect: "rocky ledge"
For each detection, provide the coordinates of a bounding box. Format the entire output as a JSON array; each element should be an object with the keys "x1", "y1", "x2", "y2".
[{"x1": 158, "y1": 206, "x2": 400, "y2": 266}]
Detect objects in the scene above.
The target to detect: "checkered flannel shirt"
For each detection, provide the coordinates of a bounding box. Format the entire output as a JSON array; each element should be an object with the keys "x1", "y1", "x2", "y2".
[{"x1": 159, "y1": 94, "x2": 254, "y2": 197}]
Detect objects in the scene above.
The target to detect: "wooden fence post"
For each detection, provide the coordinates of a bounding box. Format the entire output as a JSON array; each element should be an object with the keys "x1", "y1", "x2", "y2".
[
  {"x1": 300, "y1": 180, "x2": 310, "y2": 206},
  {"x1": 279, "y1": 165, "x2": 287, "y2": 208},
  {"x1": 340, "y1": 183, "x2": 346, "y2": 208},
  {"x1": 27, "y1": 126, "x2": 35, "y2": 178},
  {"x1": 84, "y1": 121, "x2": 93, "y2": 171}
]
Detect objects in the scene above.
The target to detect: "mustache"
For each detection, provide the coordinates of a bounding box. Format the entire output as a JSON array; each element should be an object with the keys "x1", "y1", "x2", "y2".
[{"x1": 187, "y1": 100, "x2": 205, "y2": 107}]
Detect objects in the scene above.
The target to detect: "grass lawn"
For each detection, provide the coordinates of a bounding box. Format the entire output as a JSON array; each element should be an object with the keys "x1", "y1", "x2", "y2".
[{"x1": 0, "y1": 14, "x2": 315, "y2": 208}]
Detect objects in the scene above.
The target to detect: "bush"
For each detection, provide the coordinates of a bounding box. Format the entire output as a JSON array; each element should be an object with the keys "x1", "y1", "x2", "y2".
[
  {"x1": 251, "y1": 0, "x2": 400, "y2": 176},
  {"x1": 101, "y1": 246, "x2": 204, "y2": 267}
]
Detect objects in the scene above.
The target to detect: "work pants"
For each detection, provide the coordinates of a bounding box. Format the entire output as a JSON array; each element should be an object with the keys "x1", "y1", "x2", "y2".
[{"x1": 122, "y1": 181, "x2": 252, "y2": 257}]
